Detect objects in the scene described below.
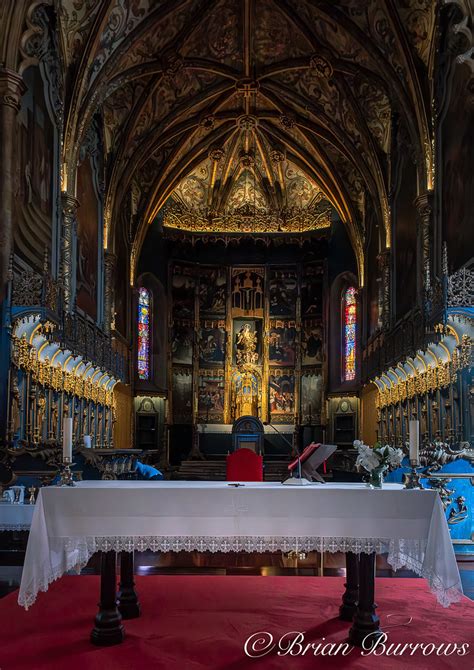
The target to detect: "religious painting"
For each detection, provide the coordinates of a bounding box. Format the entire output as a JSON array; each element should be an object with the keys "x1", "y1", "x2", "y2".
[
  {"x1": 302, "y1": 321, "x2": 323, "y2": 366},
  {"x1": 199, "y1": 267, "x2": 227, "y2": 315},
  {"x1": 172, "y1": 368, "x2": 193, "y2": 423},
  {"x1": 301, "y1": 263, "x2": 324, "y2": 316},
  {"x1": 171, "y1": 321, "x2": 194, "y2": 365},
  {"x1": 269, "y1": 268, "x2": 297, "y2": 316},
  {"x1": 231, "y1": 268, "x2": 264, "y2": 317},
  {"x1": 269, "y1": 371, "x2": 295, "y2": 417},
  {"x1": 269, "y1": 320, "x2": 296, "y2": 366},
  {"x1": 301, "y1": 372, "x2": 323, "y2": 424},
  {"x1": 198, "y1": 370, "x2": 225, "y2": 422},
  {"x1": 199, "y1": 321, "x2": 226, "y2": 365},
  {"x1": 15, "y1": 66, "x2": 56, "y2": 270},
  {"x1": 172, "y1": 264, "x2": 195, "y2": 318},
  {"x1": 76, "y1": 154, "x2": 100, "y2": 320},
  {"x1": 233, "y1": 319, "x2": 261, "y2": 366}
]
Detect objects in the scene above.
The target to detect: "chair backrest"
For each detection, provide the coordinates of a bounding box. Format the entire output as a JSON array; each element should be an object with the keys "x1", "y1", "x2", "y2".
[{"x1": 226, "y1": 448, "x2": 263, "y2": 482}]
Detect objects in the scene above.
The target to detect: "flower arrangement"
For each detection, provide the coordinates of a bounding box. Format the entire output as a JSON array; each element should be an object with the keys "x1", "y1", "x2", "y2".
[{"x1": 353, "y1": 440, "x2": 404, "y2": 487}]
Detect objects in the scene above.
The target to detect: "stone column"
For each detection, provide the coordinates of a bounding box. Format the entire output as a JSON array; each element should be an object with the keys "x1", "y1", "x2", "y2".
[
  {"x1": 0, "y1": 70, "x2": 25, "y2": 304},
  {"x1": 60, "y1": 193, "x2": 79, "y2": 313},
  {"x1": 103, "y1": 251, "x2": 117, "y2": 334},
  {"x1": 414, "y1": 192, "x2": 433, "y2": 313}
]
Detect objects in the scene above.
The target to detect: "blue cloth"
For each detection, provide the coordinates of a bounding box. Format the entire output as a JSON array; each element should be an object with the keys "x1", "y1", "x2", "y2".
[{"x1": 135, "y1": 461, "x2": 163, "y2": 480}]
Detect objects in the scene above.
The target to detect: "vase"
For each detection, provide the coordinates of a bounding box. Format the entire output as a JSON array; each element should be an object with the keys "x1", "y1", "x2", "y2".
[{"x1": 367, "y1": 466, "x2": 387, "y2": 489}]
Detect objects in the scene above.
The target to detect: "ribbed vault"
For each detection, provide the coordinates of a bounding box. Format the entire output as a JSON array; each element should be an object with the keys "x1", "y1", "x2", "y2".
[{"x1": 48, "y1": 0, "x2": 437, "y2": 282}]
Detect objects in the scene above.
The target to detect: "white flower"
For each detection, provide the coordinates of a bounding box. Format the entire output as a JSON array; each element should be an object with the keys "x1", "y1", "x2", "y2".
[
  {"x1": 355, "y1": 443, "x2": 381, "y2": 472},
  {"x1": 387, "y1": 447, "x2": 403, "y2": 468}
]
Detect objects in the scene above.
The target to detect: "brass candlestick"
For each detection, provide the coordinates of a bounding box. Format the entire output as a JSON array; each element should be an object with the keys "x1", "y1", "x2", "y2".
[
  {"x1": 404, "y1": 459, "x2": 422, "y2": 489},
  {"x1": 27, "y1": 485, "x2": 37, "y2": 504},
  {"x1": 57, "y1": 458, "x2": 76, "y2": 487}
]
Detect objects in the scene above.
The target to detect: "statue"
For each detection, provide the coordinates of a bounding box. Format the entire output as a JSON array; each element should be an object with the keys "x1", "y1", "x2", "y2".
[
  {"x1": 236, "y1": 323, "x2": 258, "y2": 366},
  {"x1": 36, "y1": 391, "x2": 46, "y2": 442},
  {"x1": 50, "y1": 399, "x2": 58, "y2": 440},
  {"x1": 9, "y1": 376, "x2": 21, "y2": 440},
  {"x1": 82, "y1": 408, "x2": 88, "y2": 437}
]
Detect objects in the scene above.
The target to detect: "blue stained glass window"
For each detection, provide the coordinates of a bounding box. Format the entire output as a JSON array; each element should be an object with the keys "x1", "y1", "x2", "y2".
[
  {"x1": 344, "y1": 287, "x2": 356, "y2": 381},
  {"x1": 138, "y1": 287, "x2": 150, "y2": 380}
]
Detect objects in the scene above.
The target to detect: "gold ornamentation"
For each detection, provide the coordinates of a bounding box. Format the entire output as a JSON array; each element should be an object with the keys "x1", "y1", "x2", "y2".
[
  {"x1": 10, "y1": 333, "x2": 115, "y2": 408},
  {"x1": 163, "y1": 203, "x2": 332, "y2": 234},
  {"x1": 236, "y1": 324, "x2": 258, "y2": 366},
  {"x1": 374, "y1": 332, "x2": 472, "y2": 409}
]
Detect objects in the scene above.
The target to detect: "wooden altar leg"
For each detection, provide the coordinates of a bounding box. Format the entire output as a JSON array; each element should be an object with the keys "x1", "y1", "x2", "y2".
[
  {"x1": 117, "y1": 551, "x2": 141, "y2": 619},
  {"x1": 339, "y1": 552, "x2": 359, "y2": 621},
  {"x1": 348, "y1": 552, "x2": 383, "y2": 648},
  {"x1": 91, "y1": 551, "x2": 125, "y2": 646}
]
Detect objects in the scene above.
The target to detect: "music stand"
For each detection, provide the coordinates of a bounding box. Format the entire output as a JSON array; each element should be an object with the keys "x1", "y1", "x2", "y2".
[{"x1": 286, "y1": 443, "x2": 337, "y2": 484}]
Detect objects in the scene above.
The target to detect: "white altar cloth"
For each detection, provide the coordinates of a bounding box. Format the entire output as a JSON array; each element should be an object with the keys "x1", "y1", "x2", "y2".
[
  {"x1": 0, "y1": 503, "x2": 35, "y2": 531},
  {"x1": 18, "y1": 481, "x2": 463, "y2": 610}
]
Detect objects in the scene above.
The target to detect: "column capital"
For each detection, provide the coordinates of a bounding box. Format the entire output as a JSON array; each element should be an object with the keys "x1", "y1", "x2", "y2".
[
  {"x1": 61, "y1": 192, "x2": 79, "y2": 216},
  {"x1": 0, "y1": 69, "x2": 26, "y2": 112},
  {"x1": 414, "y1": 191, "x2": 433, "y2": 220},
  {"x1": 104, "y1": 250, "x2": 118, "y2": 267}
]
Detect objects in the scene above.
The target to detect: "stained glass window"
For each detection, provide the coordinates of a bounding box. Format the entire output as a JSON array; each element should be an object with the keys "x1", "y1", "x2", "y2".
[
  {"x1": 137, "y1": 287, "x2": 151, "y2": 380},
  {"x1": 343, "y1": 287, "x2": 356, "y2": 381}
]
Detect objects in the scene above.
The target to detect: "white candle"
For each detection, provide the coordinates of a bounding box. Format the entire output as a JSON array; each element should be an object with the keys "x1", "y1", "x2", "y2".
[
  {"x1": 409, "y1": 420, "x2": 419, "y2": 463},
  {"x1": 83, "y1": 435, "x2": 91, "y2": 449},
  {"x1": 63, "y1": 418, "x2": 73, "y2": 461}
]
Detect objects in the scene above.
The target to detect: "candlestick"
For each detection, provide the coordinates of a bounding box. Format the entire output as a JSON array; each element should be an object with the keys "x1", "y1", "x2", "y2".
[
  {"x1": 57, "y1": 461, "x2": 76, "y2": 487},
  {"x1": 63, "y1": 417, "x2": 73, "y2": 462},
  {"x1": 404, "y1": 459, "x2": 422, "y2": 489},
  {"x1": 409, "y1": 420, "x2": 419, "y2": 463}
]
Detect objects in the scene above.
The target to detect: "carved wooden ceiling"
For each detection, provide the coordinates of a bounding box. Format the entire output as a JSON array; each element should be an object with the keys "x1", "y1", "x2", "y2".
[{"x1": 52, "y1": 0, "x2": 438, "y2": 278}]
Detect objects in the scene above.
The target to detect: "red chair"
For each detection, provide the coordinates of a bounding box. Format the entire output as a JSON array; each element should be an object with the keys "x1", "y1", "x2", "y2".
[{"x1": 226, "y1": 448, "x2": 263, "y2": 482}]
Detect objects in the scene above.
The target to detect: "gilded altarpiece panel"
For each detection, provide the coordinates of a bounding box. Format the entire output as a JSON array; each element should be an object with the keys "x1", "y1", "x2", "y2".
[
  {"x1": 302, "y1": 320, "x2": 324, "y2": 366},
  {"x1": 199, "y1": 267, "x2": 226, "y2": 316},
  {"x1": 199, "y1": 321, "x2": 226, "y2": 366},
  {"x1": 269, "y1": 320, "x2": 296, "y2": 367},
  {"x1": 269, "y1": 268, "x2": 297, "y2": 317},
  {"x1": 301, "y1": 264, "x2": 324, "y2": 317},
  {"x1": 172, "y1": 368, "x2": 193, "y2": 424},
  {"x1": 198, "y1": 370, "x2": 225, "y2": 423},
  {"x1": 171, "y1": 320, "x2": 194, "y2": 365},
  {"x1": 269, "y1": 370, "x2": 296, "y2": 423},
  {"x1": 301, "y1": 371, "x2": 324, "y2": 425},
  {"x1": 172, "y1": 264, "x2": 195, "y2": 318},
  {"x1": 168, "y1": 261, "x2": 326, "y2": 427}
]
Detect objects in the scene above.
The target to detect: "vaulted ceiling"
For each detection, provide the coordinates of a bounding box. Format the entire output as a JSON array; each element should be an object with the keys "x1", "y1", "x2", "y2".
[{"x1": 31, "y1": 0, "x2": 441, "y2": 279}]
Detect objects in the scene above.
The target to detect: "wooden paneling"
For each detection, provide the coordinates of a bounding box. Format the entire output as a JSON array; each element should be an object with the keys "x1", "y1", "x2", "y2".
[{"x1": 113, "y1": 383, "x2": 133, "y2": 449}]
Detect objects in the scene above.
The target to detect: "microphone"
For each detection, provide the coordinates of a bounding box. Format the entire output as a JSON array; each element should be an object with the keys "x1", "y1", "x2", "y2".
[{"x1": 263, "y1": 421, "x2": 311, "y2": 486}]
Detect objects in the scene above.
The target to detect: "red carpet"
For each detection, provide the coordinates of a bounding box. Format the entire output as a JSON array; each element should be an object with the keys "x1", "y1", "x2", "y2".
[{"x1": 0, "y1": 576, "x2": 473, "y2": 669}]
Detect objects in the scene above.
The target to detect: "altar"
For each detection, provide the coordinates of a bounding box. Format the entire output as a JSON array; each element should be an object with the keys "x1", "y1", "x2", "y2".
[{"x1": 18, "y1": 481, "x2": 462, "y2": 648}]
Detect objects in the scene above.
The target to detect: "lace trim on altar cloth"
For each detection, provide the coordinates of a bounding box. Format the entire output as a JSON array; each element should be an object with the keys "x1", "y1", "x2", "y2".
[
  {"x1": 18, "y1": 535, "x2": 463, "y2": 610},
  {"x1": 0, "y1": 524, "x2": 31, "y2": 531}
]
